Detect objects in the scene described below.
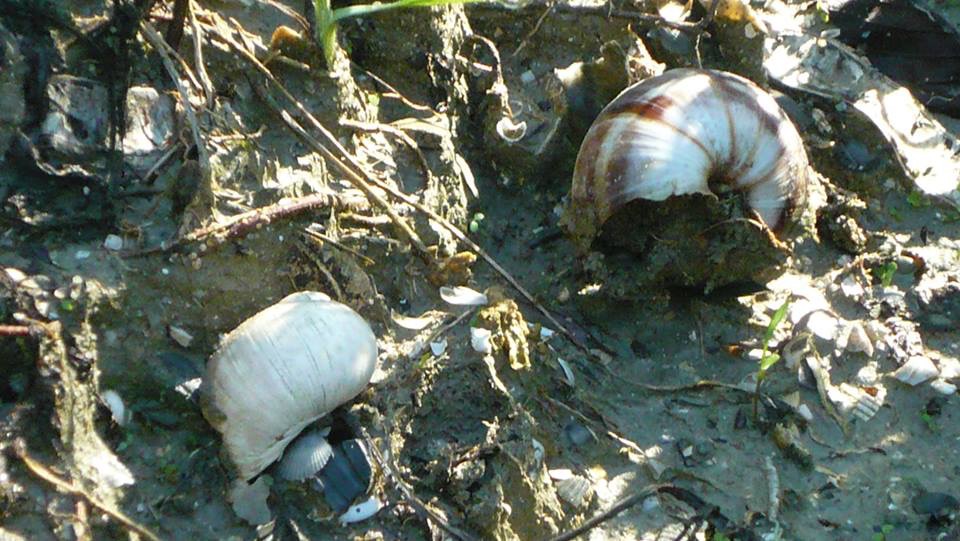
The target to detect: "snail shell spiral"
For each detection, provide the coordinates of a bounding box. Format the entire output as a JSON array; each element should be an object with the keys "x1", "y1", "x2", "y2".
[{"x1": 565, "y1": 68, "x2": 809, "y2": 254}]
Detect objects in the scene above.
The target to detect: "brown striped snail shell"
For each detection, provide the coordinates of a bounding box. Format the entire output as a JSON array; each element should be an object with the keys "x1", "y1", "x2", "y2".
[
  {"x1": 562, "y1": 68, "x2": 810, "y2": 289},
  {"x1": 200, "y1": 291, "x2": 378, "y2": 482}
]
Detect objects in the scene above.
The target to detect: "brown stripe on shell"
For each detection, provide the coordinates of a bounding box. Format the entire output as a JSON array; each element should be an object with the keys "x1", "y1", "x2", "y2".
[
  {"x1": 605, "y1": 95, "x2": 713, "y2": 160},
  {"x1": 566, "y1": 68, "x2": 809, "y2": 251},
  {"x1": 709, "y1": 72, "x2": 795, "y2": 189},
  {"x1": 711, "y1": 72, "x2": 784, "y2": 144}
]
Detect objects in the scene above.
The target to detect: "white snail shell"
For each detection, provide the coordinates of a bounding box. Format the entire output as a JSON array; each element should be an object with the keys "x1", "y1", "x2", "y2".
[
  {"x1": 201, "y1": 291, "x2": 378, "y2": 481},
  {"x1": 565, "y1": 68, "x2": 809, "y2": 252}
]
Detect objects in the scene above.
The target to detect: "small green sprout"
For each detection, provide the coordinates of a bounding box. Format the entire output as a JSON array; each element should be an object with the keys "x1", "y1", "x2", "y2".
[
  {"x1": 906, "y1": 190, "x2": 929, "y2": 208},
  {"x1": 314, "y1": 0, "x2": 485, "y2": 67},
  {"x1": 469, "y1": 212, "x2": 485, "y2": 233},
  {"x1": 920, "y1": 410, "x2": 938, "y2": 432},
  {"x1": 873, "y1": 261, "x2": 898, "y2": 287},
  {"x1": 888, "y1": 206, "x2": 903, "y2": 222},
  {"x1": 873, "y1": 523, "x2": 895, "y2": 541},
  {"x1": 754, "y1": 297, "x2": 791, "y2": 418}
]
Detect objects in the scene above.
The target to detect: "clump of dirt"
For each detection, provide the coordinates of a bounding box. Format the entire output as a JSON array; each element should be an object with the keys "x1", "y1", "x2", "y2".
[{"x1": 574, "y1": 194, "x2": 793, "y2": 295}]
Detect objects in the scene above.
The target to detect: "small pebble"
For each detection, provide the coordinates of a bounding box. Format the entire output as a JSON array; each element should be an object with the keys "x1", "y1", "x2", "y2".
[
  {"x1": 564, "y1": 421, "x2": 594, "y2": 447},
  {"x1": 930, "y1": 379, "x2": 957, "y2": 395},
  {"x1": 520, "y1": 70, "x2": 536, "y2": 85},
  {"x1": 75, "y1": 250, "x2": 91, "y2": 260},
  {"x1": 103, "y1": 234, "x2": 123, "y2": 251},
  {"x1": 912, "y1": 491, "x2": 959, "y2": 516}
]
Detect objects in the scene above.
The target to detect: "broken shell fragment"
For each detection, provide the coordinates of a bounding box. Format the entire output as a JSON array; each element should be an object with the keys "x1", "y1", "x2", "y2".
[
  {"x1": 563, "y1": 68, "x2": 810, "y2": 290},
  {"x1": 314, "y1": 439, "x2": 374, "y2": 513},
  {"x1": 101, "y1": 389, "x2": 131, "y2": 427},
  {"x1": 471, "y1": 327, "x2": 493, "y2": 353},
  {"x1": 829, "y1": 382, "x2": 885, "y2": 422},
  {"x1": 440, "y1": 286, "x2": 488, "y2": 306},
  {"x1": 201, "y1": 291, "x2": 378, "y2": 481},
  {"x1": 555, "y1": 475, "x2": 594, "y2": 509},
  {"x1": 339, "y1": 495, "x2": 382, "y2": 525},
  {"x1": 892, "y1": 356, "x2": 939, "y2": 386},
  {"x1": 277, "y1": 429, "x2": 334, "y2": 482}
]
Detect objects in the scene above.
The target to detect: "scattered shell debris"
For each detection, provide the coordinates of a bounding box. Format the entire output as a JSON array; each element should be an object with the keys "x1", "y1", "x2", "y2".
[{"x1": 439, "y1": 285, "x2": 489, "y2": 306}]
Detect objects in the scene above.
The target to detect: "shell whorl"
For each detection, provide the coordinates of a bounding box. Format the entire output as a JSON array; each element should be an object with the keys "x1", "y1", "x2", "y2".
[{"x1": 567, "y1": 68, "x2": 809, "y2": 251}]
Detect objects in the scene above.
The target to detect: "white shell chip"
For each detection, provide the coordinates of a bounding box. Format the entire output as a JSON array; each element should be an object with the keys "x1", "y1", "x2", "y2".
[{"x1": 338, "y1": 496, "x2": 383, "y2": 524}]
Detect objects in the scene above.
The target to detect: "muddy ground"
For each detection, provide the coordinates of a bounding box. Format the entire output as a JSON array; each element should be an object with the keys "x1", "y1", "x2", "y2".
[{"x1": 2, "y1": 0, "x2": 960, "y2": 540}]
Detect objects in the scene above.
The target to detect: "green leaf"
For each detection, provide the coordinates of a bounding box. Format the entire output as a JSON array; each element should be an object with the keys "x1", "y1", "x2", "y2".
[
  {"x1": 760, "y1": 353, "x2": 781, "y2": 372},
  {"x1": 875, "y1": 261, "x2": 897, "y2": 287},
  {"x1": 762, "y1": 298, "x2": 791, "y2": 349}
]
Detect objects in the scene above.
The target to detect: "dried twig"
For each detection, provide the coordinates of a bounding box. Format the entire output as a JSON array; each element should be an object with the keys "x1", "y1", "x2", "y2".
[
  {"x1": 356, "y1": 65, "x2": 436, "y2": 113},
  {"x1": 472, "y1": 1, "x2": 702, "y2": 32},
  {"x1": 340, "y1": 118, "x2": 433, "y2": 183},
  {"x1": 694, "y1": 0, "x2": 722, "y2": 67},
  {"x1": 511, "y1": 2, "x2": 554, "y2": 58},
  {"x1": 362, "y1": 431, "x2": 480, "y2": 541},
  {"x1": 302, "y1": 228, "x2": 376, "y2": 266},
  {"x1": 420, "y1": 308, "x2": 476, "y2": 356},
  {"x1": 544, "y1": 485, "x2": 665, "y2": 541},
  {"x1": 274, "y1": 106, "x2": 431, "y2": 256},
  {"x1": 140, "y1": 21, "x2": 213, "y2": 204},
  {"x1": 187, "y1": 0, "x2": 215, "y2": 110},
  {"x1": 16, "y1": 445, "x2": 163, "y2": 541},
  {"x1": 202, "y1": 15, "x2": 431, "y2": 259},
  {"x1": 0, "y1": 324, "x2": 34, "y2": 337},
  {"x1": 540, "y1": 395, "x2": 643, "y2": 456},
  {"x1": 128, "y1": 191, "x2": 344, "y2": 255}
]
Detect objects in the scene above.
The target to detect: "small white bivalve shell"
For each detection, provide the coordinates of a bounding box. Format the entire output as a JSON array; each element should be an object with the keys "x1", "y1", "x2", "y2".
[{"x1": 201, "y1": 291, "x2": 378, "y2": 481}]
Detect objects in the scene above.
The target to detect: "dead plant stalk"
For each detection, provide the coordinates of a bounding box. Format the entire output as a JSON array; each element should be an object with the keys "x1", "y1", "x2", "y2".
[{"x1": 16, "y1": 446, "x2": 163, "y2": 541}]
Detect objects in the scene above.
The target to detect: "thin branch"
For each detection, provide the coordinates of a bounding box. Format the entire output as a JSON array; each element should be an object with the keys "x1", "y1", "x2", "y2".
[
  {"x1": 362, "y1": 432, "x2": 480, "y2": 541},
  {"x1": 544, "y1": 485, "x2": 665, "y2": 541},
  {"x1": 407, "y1": 307, "x2": 477, "y2": 361},
  {"x1": 0, "y1": 324, "x2": 34, "y2": 337},
  {"x1": 127, "y1": 191, "x2": 344, "y2": 255},
  {"x1": 540, "y1": 395, "x2": 643, "y2": 456},
  {"x1": 16, "y1": 446, "x2": 163, "y2": 541},
  {"x1": 275, "y1": 106, "x2": 431, "y2": 256},
  {"x1": 511, "y1": 2, "x2": 554, "y2": 58},
  {"x1": 471, "y1": 1, "x2": 701, "y2": 32},
  {"x1": 187, "y1": 0, "x2": 216, "y2": 110},
  {"x1": 302, "y1": 228, "x2": 377, "y2": 266},
  {"x1": 355, "y1": 64, "x2": 436, "y2": 113},
  {"x1": 140, "y1": 21, "x2": 213, "y2": 204}
]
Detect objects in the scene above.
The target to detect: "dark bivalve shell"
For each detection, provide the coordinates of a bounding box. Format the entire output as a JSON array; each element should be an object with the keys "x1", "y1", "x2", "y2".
[
  {"x1": 562, "y1": 68, "x2": 811, "y2": 291},
  {"x1": 201, "y1": 291, "x2": 378, "y2": 481}
]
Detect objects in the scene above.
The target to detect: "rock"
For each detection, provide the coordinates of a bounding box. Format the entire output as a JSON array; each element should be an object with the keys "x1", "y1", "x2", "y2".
[
  {"x1": 914, "y1": 279, "x2": 960, "y2": 332},
  {"x1": 912, "y1": 491, "x2": 959, "y2": 517},
  {"x1": 122, "y1": 86, "x2": 177, "y2": 175},
  {"x1": 0, "y1": 22, "x2": 26, "y2": 162}
]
